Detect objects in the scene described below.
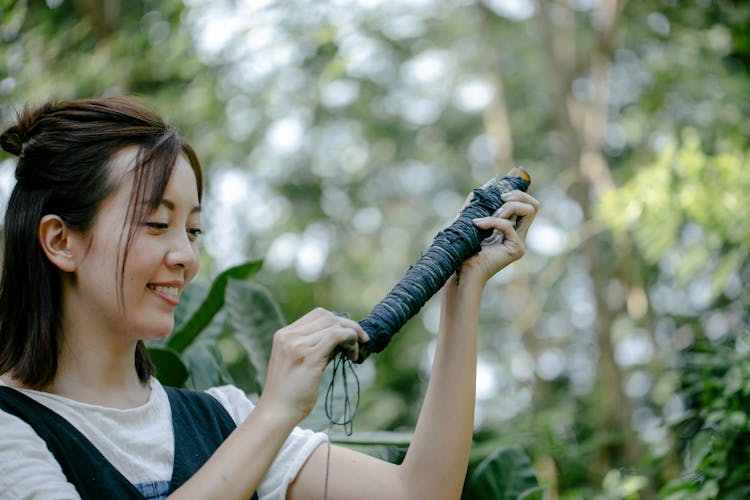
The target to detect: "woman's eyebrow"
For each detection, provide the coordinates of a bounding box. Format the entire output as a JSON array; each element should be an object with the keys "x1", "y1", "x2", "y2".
[{"x1": 160, "y1": 198, "x2": 201, "y2": 213}]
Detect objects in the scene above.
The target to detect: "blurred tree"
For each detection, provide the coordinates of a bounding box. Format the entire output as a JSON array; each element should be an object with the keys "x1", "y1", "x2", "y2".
[
  {"x1": 0, "y1": 0, "x2": 230, "y2": 184},
  {"x1": 2, "y1": 0, "x2": 749, "y2": 497}
]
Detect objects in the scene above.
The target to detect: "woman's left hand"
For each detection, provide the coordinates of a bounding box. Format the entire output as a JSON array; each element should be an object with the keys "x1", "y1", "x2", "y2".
[{"x1": 458, "y1": 190, "x2": 539, "y2": 285}]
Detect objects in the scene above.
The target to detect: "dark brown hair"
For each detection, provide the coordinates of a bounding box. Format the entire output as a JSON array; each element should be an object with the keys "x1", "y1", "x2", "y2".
[{"x1": 0, "y1": 96, "x2": 203, "y2": 389}]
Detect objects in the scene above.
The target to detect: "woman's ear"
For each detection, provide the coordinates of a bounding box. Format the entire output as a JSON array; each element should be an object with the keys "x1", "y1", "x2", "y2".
[{"x1": 38, "y1": 215, "x2": 78, "y2": 273}]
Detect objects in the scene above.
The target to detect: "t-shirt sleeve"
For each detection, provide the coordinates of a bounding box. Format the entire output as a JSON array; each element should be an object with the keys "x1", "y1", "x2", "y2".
[
  {"x1": 205, "y1": 385, "x2": 327, "y2": 500},
  {"x1": 0, "y1": 411, "x2": 81, "y2": 500}
]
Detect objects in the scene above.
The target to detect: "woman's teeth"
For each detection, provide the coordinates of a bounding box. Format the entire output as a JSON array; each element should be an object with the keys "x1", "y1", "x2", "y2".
[{"x1": 148, "y1": 285, "x2": 179, "y2": 298}]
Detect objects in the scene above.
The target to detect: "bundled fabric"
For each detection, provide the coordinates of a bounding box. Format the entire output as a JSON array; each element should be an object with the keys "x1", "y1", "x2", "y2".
[{"x1": 358, "y1": 167, "x2": 531, "y2": 359}]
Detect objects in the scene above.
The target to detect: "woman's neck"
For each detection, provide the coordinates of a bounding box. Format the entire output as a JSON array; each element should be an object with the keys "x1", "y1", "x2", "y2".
[
  {"x1": 39, "y1": 278, "x2": 154, "y2": 408},
  {"x1": 46, "y1": 302, "x2": 152, "y2": 409},
  {"x1": 1, "y1": 352, "x2": 150, "y2": 409},
  {"x1": 50, "y1": 344, "x2": 150, "y2": 409}
]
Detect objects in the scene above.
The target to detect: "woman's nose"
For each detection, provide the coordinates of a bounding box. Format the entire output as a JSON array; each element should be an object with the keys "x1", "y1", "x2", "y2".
[{"x1": 165, "y1": 231, "x2": 198, "y2": 270}]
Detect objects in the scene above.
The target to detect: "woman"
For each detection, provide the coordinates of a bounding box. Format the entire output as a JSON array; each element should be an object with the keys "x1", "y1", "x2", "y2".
[{"x1": 0, "y1": 96, "x2": 538, "y2": 500}]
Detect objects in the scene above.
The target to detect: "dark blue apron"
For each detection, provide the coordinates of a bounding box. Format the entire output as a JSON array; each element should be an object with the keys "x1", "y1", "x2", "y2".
[{"x1": 0, "y1": 386, "x2": 258, "y2": 499}]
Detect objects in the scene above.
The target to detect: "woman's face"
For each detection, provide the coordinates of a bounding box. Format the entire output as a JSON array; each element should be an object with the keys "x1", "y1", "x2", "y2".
[{"x1": 70, "y1": 147, "x2": 201, "y2": 341}]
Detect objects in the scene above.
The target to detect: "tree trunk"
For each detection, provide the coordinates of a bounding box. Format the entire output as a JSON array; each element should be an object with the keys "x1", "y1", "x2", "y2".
[{"x1": 536, "y1": 0, "x2": 647, "y2": 488}]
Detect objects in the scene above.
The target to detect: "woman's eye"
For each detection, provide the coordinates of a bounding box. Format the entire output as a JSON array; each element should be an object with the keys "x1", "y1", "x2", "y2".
[
  {"x1": 187, "y1": 228, "x2": 203, "y2": 240},
  {"x1": 146, "y1": 222, "x2": 169, "y2": 231}
]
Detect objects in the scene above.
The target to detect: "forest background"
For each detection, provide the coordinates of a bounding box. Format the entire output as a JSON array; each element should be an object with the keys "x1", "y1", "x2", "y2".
[{"x1": 1, "y1": 0, "x2": 749, "y2": 498}]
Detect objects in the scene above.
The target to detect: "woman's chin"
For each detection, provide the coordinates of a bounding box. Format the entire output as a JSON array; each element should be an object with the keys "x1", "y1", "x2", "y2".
[{"x1": 138, "y1": 322, "x2": 175, "y2": 342}]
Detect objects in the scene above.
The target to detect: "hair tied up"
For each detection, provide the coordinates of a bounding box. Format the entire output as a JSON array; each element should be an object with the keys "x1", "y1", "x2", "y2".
[
  {"x1": 0, "y1": 102, "x2": 54, "y2": 157},
  {"x1": 0, "y1": 124, "x2": 25, "y2": 156}
]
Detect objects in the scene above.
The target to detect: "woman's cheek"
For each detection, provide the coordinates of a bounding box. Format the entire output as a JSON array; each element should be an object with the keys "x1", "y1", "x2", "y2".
[{"x1": 187, "y1": 247, "x2": 200, "y2": 282}]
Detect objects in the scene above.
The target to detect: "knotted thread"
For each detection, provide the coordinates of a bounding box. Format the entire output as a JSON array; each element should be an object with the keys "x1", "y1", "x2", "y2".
[
  {"x1": 358, "y1": 168, "x2": 531, "y2": 359},
  {"x1": 323, "y1": 350, "x2": 360, "y2": 500},
  {"x1": 324, "y1": 350, "x2": 360, "y2": 436}
]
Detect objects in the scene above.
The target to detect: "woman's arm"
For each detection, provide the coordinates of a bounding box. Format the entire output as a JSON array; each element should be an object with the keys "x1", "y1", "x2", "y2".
[
  {"x1": 168, "y1": 308, "x2": 368, "y2": 500},
  {"x1": 289, "y1": 191, "x2": 539, "y2": 500}
]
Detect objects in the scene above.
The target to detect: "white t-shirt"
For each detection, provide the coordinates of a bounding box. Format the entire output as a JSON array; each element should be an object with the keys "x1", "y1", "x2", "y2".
[{"x1": 0, "y1": 379, "x2": 326, "y2": 500}]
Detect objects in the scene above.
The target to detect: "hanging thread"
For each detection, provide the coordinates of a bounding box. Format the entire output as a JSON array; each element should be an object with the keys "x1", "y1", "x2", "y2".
[
  {"x1": 322, "y1": 345, "x2": 360, "y2": 500},
  {"x1": 324, "y1": 350, "x2": 360, "y2": 434}
]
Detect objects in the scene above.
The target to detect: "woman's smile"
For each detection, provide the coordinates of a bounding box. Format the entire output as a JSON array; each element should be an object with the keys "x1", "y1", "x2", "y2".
[{"x1": 147, "y1": 283, "x2": 182, "y2": 306}]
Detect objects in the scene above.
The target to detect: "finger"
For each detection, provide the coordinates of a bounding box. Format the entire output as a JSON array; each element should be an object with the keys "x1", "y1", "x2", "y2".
[
  {"x1": 331, "y1": 324, "x2": 363, "y2": 361},
  {"x1": 321, "y1": 309, "x2": 370, "y2": 344},
  {"x1": 474, "y1": 218, "x2": 526, "y2": 262},
  {"x1": 339, "y1": 317, "x2": 369, "y2": 344},
  {"x1": 285, "y1": 306, "x2": 331, "y2": 329},
  {"x1": 310, "y1": 325, "x2": 360, "y2": 361},
  {"x1": 338, "y1": 336, "x2": 360, "y2": 362},
  {"x1": 286, "y1": 308, "x2": 351, "y2": 333},
  {"x1": 496, "y1": 200, "x2": 536, "y2": 220},
  {"x1": 278, "y1": 319, "x2": 335, "y2": 347},
  {"x1": 280, "y1": 310, "x2": 369, "y2": 359},
  {"x1": 497, "y1": 201, "x2": 537, "y2": 238},
  {"x1": 274, "y1": 311, "x2": 345, "y2": 353},
  {"x1": 477, "y1": 211, "x2": 506, "y2": 246},
  {"x1": 473, "y1": 217, "x2": 526, "y2": 253},
  {"x1": 473, "y1": 216, "x2": 516, "y2": 236},
  {"x1": 501, "y1": 190, "x2": 540, "y2": 210}
]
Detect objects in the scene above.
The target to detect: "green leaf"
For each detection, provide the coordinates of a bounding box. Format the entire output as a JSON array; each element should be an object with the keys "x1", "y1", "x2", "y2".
[
  {"x1": 465, "y1": 446, "x2": 539, "y2": 500},
  {"x1": 223, "y1": 279, "x2": 285, "y2": 388},
  {"x1": 167, "y1": 261, "x2": 263, "y2": 353},
  {"x1": 173, "y1": 281, "x2": 209, "y2": 333},
  {"x1": 325, "y1": 431, "x2": 413, "y2": 465},
  {"x1": 518, "y1": 486, "x2": 547, "y2": 500},
  {"x1": 148, "y1": 346, "x2": 189, "y2": 388},
  {"x1": 183, "y1": 340, "x2": 234, "y2": 391},
  {"x1": 331, "y1": 431, "x2": 413, "y2": 446},
  {"x1": 216, "y1": 333, "x2": 263, "y2": 396},
  {"x1": 688, "y1": 430, "x2": 714, "y2": 470},
  {"x1": 334, "y1": 443, "x2": 408, "y2": 464}
]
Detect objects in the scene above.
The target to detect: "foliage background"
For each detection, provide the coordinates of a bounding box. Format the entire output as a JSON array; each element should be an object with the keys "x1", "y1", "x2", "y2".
[{"x1": 1, "y1": 0, "x2": 749, "y2": 497}]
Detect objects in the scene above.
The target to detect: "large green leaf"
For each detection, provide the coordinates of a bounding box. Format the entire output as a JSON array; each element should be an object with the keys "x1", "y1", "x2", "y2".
[
  {"x1": 223, "y1": 279, "x2": 285, "y2": 388},
  {"x1": 172, "y1": 281, "x2": 209, "y2": 334},
  {"x1": 148, "y1": 346, "x2": 189, "y2": 388},
  {"x1": 465, "y1": 446, "x2": 539, "y2": 500},
  {"x1": 331, "y1": 431, "x2": 413, "y2": 446},
  {"x1": 183, "y1": 340, "x2": 235, "y2": 391},
  {"x1": 167, "y1": 261, "x2": 262, "y2": 353},
  {"x1": 518, "y1": 487, "x2": 547, "y2": 500},
  {"x1": 211, "y1": 331, "x2": 261, "y2": 395}
]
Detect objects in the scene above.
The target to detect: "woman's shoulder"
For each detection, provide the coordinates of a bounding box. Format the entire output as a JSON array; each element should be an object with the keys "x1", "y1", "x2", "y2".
[
  {"x1": 202, "y1": 384, "x2": 257, "y2": 425},
  {"x1": 0, "y1": 388, "x2": 81, "y2": 499},
  {"x1": 151, "y1": 379, "x2": 256, "y2": 426},
  {"x1": 151, "y1": 378, "x2": 256, "y2": 425}
]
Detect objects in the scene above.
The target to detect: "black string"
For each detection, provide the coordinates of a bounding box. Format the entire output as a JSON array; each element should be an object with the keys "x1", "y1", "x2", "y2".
[
  {"x1": 324, "y1": 350, "x2": 360, "y2": 436},
  {"x1": 323, "y1": 349, "x2": 361, "y2": 500}
]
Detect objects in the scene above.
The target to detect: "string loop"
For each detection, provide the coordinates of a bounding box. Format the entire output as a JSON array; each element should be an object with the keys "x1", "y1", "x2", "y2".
[
  {"x1": 324, "y1": 350, "x2": 360, "y2": 436},
  {"x1": 323, "y1": 349, "x2": 361, "y2": 500}
]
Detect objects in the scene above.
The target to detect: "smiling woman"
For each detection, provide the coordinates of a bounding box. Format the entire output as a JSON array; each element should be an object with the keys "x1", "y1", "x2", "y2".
[
  {"x1": 0, "y1": 97, "x2": 202, "y2": 390},
  {"x1": 77, "y1": 146, "x2": 203, "y2": 339},
  {"x1": 0, "y1": 96, "x2": 539, "y2": 500}
]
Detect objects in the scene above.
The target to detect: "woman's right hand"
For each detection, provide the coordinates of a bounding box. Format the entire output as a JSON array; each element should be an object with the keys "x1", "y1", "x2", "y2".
[{"x1": 256, "y1": 307, "x2": 369, "y2": 425}]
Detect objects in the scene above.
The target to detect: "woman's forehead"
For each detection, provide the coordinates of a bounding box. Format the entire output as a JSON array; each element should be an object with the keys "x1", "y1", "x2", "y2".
[
  {"x1": 104, "y1": 145, "x2": 199, "y2": 207},
  {"x1": 107, "y1": 146, "x2": 141, "y2": 182}
]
